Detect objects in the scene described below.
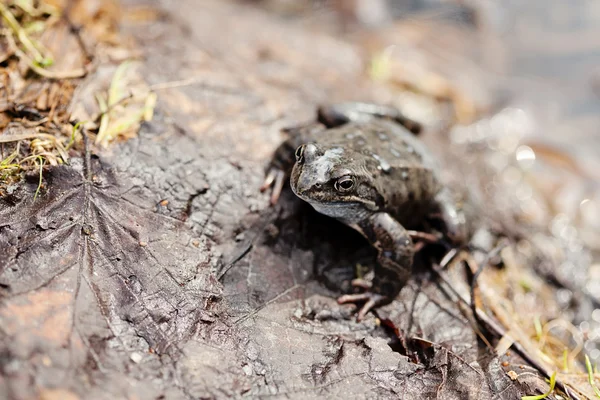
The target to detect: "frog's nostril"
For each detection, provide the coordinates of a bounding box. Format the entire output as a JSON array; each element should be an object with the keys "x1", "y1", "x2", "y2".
[
  {"x1": 303, "y1": 144, "x2": 318, "y2": 161},
  {"x1": 295, "y1": 145, "x2": 305, "y2": 163}
]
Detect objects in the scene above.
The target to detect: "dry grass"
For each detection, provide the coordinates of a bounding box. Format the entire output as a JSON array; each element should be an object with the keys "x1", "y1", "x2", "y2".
[
  {"x1": 469, "y1": 246, "x2": 600, "y2": 399},
  {"x1": 0, "y1": 0, "x2": 155, "y2": 197}
]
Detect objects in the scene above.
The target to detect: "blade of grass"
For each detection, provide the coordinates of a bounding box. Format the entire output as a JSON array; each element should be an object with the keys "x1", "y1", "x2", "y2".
[
  {"x1": 0, "y1": 163, "x2": 20, "y2": 169},
  {"x1": 586, "y1": 355, "x2": 600, "y2": 398},
  {"x1": 5, "y1": 30, "x2": 84, "y2": 79},
  {"x1": 101, "y1": 108, "x2": 147, "y2": 140},
  {"x1": 66, "y1": 121, "x2": 85, "y2": 150},
  {"x1": 18, "y1": 152, "x2": 54, "y2": 165},
  {"x1": 143, "y1": 92, "x2": 157, "y2": 121},
  {"x1": 0, "y1": 2, "x2": 51, "y2": 65},
  {"x1": 108, "y1": 61, "x2": 131, "y2": 106},
  {"x1": 1, "y1": 143, "x2": 20, "y2": 166},
  {"x1": 521, "y1": 372, "x2": 556, "y2": 400},
  {"x1": 96, "y1": 61, "x2": 131, "y2": 146},
  {"x1": 15, "y1": 0, "x2": 58, "y2": 18},
  {"x1": 33, "y1": 155, "x2": 44, "y2": 200},
  {"x1": 534, "y1": 316, "x2": 543, "y2": 341},
  {"x1": 369, "y1": 46, "x2": 394, "y2": 82}
]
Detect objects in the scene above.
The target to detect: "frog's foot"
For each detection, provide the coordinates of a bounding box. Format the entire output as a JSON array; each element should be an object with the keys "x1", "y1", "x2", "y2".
[
  {"x1": 407, "y1": 230, "x2": 442, "y2": 252},
  {"x1": 260, "y1": 167, "x2": 286, "y2": 205},
  {"x1": 337, "y1": 292, "x2": 388, "y2": 321}
]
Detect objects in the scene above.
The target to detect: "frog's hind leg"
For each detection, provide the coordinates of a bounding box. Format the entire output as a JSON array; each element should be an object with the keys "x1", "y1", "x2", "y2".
[
  {"x1": 317, "y1": 102, "x2": 422, "y2": 135},
  {"x1": 432, "y1": 188, "x2": 468, "y2": 245}
]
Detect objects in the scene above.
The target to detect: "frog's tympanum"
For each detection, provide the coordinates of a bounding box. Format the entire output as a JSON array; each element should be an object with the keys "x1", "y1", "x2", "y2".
[{"x1": 261, "y1": 103, "x2": 466, "y2": 320}]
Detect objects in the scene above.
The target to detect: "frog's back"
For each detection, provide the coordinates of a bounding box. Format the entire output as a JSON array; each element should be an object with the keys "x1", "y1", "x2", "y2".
[{"x1": 313, "y1": 119, "x2": 442, "y2": 227}]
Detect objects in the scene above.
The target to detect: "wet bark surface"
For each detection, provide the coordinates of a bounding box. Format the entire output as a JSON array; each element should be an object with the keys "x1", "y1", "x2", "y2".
[{"x1": 1, "y1": 1, "x2": 597, "y2": 399}]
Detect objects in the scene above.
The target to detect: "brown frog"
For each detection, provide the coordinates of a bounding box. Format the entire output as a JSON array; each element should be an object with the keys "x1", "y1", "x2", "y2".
[{"x1": 261, "y1": 103, "x2": 466, "y2": 320}]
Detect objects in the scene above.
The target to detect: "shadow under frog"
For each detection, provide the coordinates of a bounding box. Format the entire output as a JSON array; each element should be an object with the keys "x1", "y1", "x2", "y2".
[{"x1": 261, "y1": 103, "x2": 467, "y2": 320}]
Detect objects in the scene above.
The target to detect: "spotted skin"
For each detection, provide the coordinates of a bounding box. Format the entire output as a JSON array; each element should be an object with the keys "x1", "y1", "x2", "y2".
[{"x1": 262, "y1": 103, "x2": 466, "y2": 320}]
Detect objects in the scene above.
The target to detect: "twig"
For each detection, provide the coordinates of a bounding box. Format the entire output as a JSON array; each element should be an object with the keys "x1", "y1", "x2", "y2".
[
  {"x1": 150, "y1": 77, "x2": 202, "y2": 91},
  {"x1": 234, "y1": 284, "x2": 303, "y2": 325},
  {"x1": 436, "y1": 250, "x2": 494, "y2": 349},
  {"x1": 91, "y1": 93, "x2": 133, "y2": 123},
  {"x1": 60, "y1": 0, "x2": 93, "y2": 63},
  {"x1": 218, "y1": 208, "x2": 279, "y2": 280},
  {"x1": 411, "y1": 336, "x2": 483, "y2": 376},
  {"x1": 217, "y1": 243, "x2": 252, "y2": 280},
  {"x1": 0, "y1": 132, "x2": 64, "y2": 143},
  {"x1": 439, "y1": 247, "x2": 459, "y2": 268},
  {"x1": 469, "y1": 239, "x2": 509, "y2": 331},
  {"x1": 81, "y1": 126, "x2": 91, "y2": 182}
]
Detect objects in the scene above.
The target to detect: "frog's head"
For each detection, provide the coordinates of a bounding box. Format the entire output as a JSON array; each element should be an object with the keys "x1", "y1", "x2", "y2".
[{"x1": 290, "y1": 143, "x2": 381, "y2": 222}]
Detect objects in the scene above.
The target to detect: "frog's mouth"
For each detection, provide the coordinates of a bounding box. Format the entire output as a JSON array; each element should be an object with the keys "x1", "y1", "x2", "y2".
[
  {"x1": 292, "y1": 182, "x2": 377, "y2": 211},
  {"x1": 303, "y1": 198, "x2": 376, "y2": 222}
]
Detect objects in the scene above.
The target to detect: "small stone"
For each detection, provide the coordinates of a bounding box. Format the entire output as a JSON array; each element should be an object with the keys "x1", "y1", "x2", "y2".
[
  {"x1": 246, "y1": 343, "x2": 258, "y2": 361},
  {"x1": 293, "y1": 308, "x2": 303, "y2": 319},
  {"x1": 242, "y1": 364, "x2": 253, "y2": 376},
  {"x1": 130, "y1": 352, "x2": 143, "y2": 363},
  {"x1": 4, "y1": 359, "x2": 20, "y2": 373},
  {"x1": 82, "y1": 224, "x2": 94, "y2": 236},
  {"x1": 507, "y1": 370, "x2": 518, "y2": 380}
]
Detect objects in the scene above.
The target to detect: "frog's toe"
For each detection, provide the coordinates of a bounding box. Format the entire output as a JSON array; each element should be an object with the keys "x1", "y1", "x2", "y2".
[
  {"x1": 260, "y1": 168, "x2": 286, "y2": 205},
  {"x1": 260, "y1": 169, "x2": 277, "y2": 191},
  {"x1": 350, "y1": 278, "x2": 372, "y2": 290},
  {"x1": 337, "y1": 292, "x2": 388, "y2": 321}
]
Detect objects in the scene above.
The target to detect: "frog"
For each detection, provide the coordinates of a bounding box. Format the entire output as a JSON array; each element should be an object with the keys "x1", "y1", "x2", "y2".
[{"x1": 261, "y1": 102, "x2": 467, "y2": 320}]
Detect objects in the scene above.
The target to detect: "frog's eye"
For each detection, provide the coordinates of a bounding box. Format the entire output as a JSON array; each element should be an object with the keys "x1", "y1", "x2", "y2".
[
  {"x1": 295, "y1": 145, "x2": 305, "y2": 164},
  {"x1": 334, "y1": 176, "x2": 355, "y2": 192}
]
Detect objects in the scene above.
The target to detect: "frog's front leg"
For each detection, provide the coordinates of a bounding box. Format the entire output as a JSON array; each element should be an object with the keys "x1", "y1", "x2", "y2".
[
  {"x1": 317, "y1": 102, "x2": 422, "y2": 135},
  {"x1": 338, "y1": 212, "x2": 414, "y2": 320}
]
